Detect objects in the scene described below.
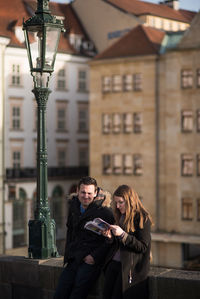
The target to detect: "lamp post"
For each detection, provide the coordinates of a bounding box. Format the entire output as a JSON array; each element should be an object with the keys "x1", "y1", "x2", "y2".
[{"x1": 23, "y1": 0, "x2": 65, "y2": 259}]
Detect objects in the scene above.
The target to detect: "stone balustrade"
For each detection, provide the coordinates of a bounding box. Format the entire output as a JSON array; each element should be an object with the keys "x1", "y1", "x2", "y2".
[{"x1": 0, "y1": 255, "x2": 199, "y2": 299}]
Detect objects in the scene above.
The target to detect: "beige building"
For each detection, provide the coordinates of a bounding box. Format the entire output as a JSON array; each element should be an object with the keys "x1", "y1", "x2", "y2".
[
  {"x1": 72, "y1": 0, "x2": 195, "y2": 53},
  {"x1": 89, "y1": 13, "x2": 200, "y2": 268}
]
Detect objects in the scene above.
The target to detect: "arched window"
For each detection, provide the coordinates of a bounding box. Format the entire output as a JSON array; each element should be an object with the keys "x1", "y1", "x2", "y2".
[
  {"x1": 51, "y1": 186, "x2": 64, "y2": 229},
  {"x1": 13, "y1": 188, "x2": 27, "y2": 248}
]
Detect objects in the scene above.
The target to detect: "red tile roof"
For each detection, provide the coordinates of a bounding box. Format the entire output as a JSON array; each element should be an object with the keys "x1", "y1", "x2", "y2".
[
  {"x1": 107, "y1": 0, "x2": 196, "y2": 23},
  {"x1": 95, "y1": 25, "x2": 165, "y2": 60},
  {"x1": 0, "y1": 0, "x2": 92, "y2": 55}
]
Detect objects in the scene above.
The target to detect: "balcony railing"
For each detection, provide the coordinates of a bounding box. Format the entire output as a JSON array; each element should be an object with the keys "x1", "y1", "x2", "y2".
[{"x1": 6, "y1": 166, "x2": 88, "y2": 180}]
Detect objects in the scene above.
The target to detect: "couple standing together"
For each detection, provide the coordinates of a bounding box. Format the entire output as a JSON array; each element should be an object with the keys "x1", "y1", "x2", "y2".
[{"x1": 54, "y1": 176, "x2": 153, "y2": 299}]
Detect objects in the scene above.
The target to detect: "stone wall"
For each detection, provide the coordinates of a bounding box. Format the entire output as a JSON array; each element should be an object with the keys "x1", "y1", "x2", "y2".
[{"x1": 0, "y1": 256, "x2": 199, "y2": 299}]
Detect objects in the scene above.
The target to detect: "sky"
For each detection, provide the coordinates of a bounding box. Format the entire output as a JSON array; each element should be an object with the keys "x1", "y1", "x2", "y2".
[{"x1": 53, "y1": 0, "x2": 200, "y2": 12}]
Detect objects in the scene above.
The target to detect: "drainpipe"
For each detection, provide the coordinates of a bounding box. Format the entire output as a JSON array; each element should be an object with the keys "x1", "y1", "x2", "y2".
[
  {"x1": 155, "y1": 56, "x2": 160, "y2": 231},
  {"x1": 0, "y1": 37, "x2": 10, "y2": 254}
]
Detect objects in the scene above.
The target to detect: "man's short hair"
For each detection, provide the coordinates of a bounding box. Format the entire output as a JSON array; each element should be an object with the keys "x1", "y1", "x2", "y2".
[{"x1": 77, "y1": 176, "x2": 98, "y2": 191}]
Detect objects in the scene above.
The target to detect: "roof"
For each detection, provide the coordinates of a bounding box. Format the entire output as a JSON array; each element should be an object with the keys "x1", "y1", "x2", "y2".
[
  {"x1": 160, "y1": 31, "x2": 184, "y2": 54},
  {"x1": 0, "y1": 0, "x2": 94, "y2": 55},
  {"x1": 106, "y1": 0, "x2": 196, "y2": 23},
  {"x1": 95, "y1": 25, "x2": 165, "y2": 60},
  {"x1": 177, "y1": 11, "x2": 200, "y2": 50}
]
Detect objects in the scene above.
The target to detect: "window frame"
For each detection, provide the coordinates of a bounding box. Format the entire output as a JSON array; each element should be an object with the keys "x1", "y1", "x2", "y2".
[
  {"x1": 78, "y1": 69, "x2": 87, "y2": 92},
  {"x1": 123, "y1": 74, "x2": 133, "y2": 92},
  {"x1": 181, "y1": 110, "x2": 193, "y2": 132},
  {"x1": 181, "y1": 198, "x2": 193, "y2": 221},
  {"x1": 123, "y1": 113, "x2": 133, "y2": 134},
  {"x1": 11, "y1": 64, "x2": 21, "y2": 86},
  {"x1": 112, "y1": 154, "x2": 123, "y2": 174},
  {"x1": 57, "y1": 68, "x2": 66, "y2": 90},
  {"x1": 112, "y1": 75, "x2": 122, "y2": 92},
  {"x1": 112, "y1": 113, "x2": 121, "y2": 134},
  {"x1": 181, "y1": 154, "x2": 193, "y2": 176},
  {"x1": 133, "y1": 73, "x2": 142, "y2": 91},
  {"x1": 123, "y1": 154, "x2": 133, "y2": 175},
  {"x1": 134, "y1": 112, "x2": 142, "y2": 133},
  {"x1": 102, "y1": 76, "x2": 112, "y2": 93},
  {"x1": 133, "y1": 154, "x2": 143, "y2": 175},
  {"x1": 77, "y1": 102, "x2": 88, "y2": 133},
  {"x1": 102, "y1": 154, "x2": 112, "y2": 175},
  {"x1": 181, "y1": 69, "x2": 193, "y2": 89},
  {"x1": 102, "y1": 113, "x2": 112, "y2": 134}
]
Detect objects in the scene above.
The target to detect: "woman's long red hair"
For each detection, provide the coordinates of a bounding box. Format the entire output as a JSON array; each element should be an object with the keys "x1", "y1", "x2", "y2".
[{"x1": 113, "y1": 185, "x2": 153, "y2": 232}]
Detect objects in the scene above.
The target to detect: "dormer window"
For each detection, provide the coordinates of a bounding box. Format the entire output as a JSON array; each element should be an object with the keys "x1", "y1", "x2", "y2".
[
  {"x1": 69, "y1": 33, "x2": 82, "y2": 51},
  {"x1": 15, "y1": 26, "x2": 25, "y2": 43}
]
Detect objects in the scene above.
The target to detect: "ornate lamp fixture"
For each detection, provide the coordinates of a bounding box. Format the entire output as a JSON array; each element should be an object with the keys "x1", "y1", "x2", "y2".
[{"x1": 23, "y1": 0, "x2": 65, "y2": 259}]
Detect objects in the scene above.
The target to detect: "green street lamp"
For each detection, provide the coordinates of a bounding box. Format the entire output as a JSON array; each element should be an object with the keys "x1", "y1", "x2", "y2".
[{"x1": 23, "y1": 0, "x2": 65, "y2": 259}]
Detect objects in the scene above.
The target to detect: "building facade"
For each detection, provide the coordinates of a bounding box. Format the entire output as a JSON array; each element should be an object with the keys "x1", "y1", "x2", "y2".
[{"x1": 89, "y1": 14, "x2": 200, "y2": 268}]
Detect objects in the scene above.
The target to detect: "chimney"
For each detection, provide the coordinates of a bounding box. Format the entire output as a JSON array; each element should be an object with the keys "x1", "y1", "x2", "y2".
[{"x1": 160, "y1": 0, "x2": 179, "y2": 10}]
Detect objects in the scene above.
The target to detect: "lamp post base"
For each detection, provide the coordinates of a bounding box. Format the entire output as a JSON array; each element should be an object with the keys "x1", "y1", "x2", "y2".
[{"x1": 28, "y1": 219, "x2": 59, "y2": 259}]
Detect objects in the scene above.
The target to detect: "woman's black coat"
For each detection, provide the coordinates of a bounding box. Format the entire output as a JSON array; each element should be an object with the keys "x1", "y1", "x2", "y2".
[{"x1": 105, "y1": 214, "x2": 151, "y2": 293}]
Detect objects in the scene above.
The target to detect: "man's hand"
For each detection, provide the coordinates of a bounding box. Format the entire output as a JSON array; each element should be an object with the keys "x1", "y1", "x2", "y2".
[
  {"x1": 102, "y1": 229, "x2": 112, "y2": 239},
  {"x1": 83, "y1": 254, "x2": 95, "y2": 265}
]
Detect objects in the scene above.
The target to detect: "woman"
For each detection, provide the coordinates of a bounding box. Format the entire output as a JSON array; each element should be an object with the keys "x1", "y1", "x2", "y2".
[{"x1": 103, "y1": 185, "x2": 153, "y2": 299}]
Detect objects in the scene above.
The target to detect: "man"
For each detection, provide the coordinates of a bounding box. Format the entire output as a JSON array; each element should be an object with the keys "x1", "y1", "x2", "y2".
[{"x1": 54, "y1": 176, "x2": 114, "y2": 299}]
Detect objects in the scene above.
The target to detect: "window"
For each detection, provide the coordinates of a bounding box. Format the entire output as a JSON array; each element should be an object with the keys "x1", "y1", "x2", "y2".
[
  {"x1": 133, "y1": 73, "x2": 142, "y2": 91},
  {"x1": 134, "y1": 113, "x2": 142, "y2": 133},
  {"x1": 8, "y1": 185, "x2": 16, "y2": 200},
  {"x1": 123, "y1": 113, "x2": 133, "y2": 133},
  {"x1": 123, "y1": 154, "x2": 133, "y2": 174},
  {"x1": 11, "y1": 64, "x2": 20, "y2": 86},
  {"x1": 13, "y1": 188, "x2": 26, "y2": 248},
  {"x1": 181, "y1": 110, "x2": 193, "y2": 132},
  {"x1": 78, "y1": 146, "x2": 88, "y2": 166},
  {"x1": 13, "y1": 151, "x2": 21, "y2": 169},
  {"x1": 102, "y1": 114, "x2": 112, "y2": 134},
  {"x1": 10, "y1": 98, "x2": 23, "y2": 131},
  {"x1": 123, "y1": 74, "x2": 133, "y2": 91},
  {"x1": 197, "y1": 154, "x2": 200, "y2": 176},
  {"x1": 51, "y1": 186, "x2": 64, "y2": 229},
  {"x1": 102, "y1": 76, "x2": 111, "y2": 93},
  {"x1": 57, "y1": 68, "x2": 66, "y2": 90},
  {"x1": 113, "y1": 154, "x2": 122, "y2": 174},
  {"x1": 181, "y1": 154, "x2": 193, "y2": 176},
  {"x1": 12, "y1": 106, "x2": 21, "y2": 130},
  {"x1": 102, "y1": 154, "x2": 112, "y2": 174},
  {"x1": 197, "y1": 199, "x2": 200, "y2": 221},
  {"x1": 134, "y1": 154, "x2": 143, "y2": 175},
  {"x1": 78, "y1": 70, "x2": 87, "y2": 92},
  {"x1": 56, "y1": 102, "x2": 67, "y2": 131},
  {"x1": 112, "y1": 75, "x2": 122, "y2": 92},
  {"x1": 57, "y1": 148, "x2": 66, "y2": 167},
  {"x1": 197, "y1": 110, "x2": 200, "y2": 132},
  {"x1": 181, "y1": 69, "x2": 193, "y2": 89},
  {"x1": 182, "y1": 198, "x2": 193, "y2": 220},
  {"x1": 112, "y1": 113, "x2": 121, "y2": 133},
  {"x1": 196, "y1": 69, "x2": 200, "y2": 88},
  {"x1": 78, "y1": 103, "x2": 88, "y2": 132}
]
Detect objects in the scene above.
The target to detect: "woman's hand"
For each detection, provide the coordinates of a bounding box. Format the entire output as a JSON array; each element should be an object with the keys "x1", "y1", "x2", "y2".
[{"x1": 110, "y1": 225, "x2": 124, "y2": 237}]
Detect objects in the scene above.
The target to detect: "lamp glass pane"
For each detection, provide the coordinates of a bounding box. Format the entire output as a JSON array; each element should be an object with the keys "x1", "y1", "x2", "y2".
[
  {"x1": 25, "y1": 26, "x2": 42, "y2": 70},
  {"x1": 45, "y1": 27, "x2": 61, "y2": 70}
]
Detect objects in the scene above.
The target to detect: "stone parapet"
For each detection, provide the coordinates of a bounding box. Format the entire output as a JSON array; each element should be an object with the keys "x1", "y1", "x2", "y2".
[{"x1": 0, "y1": 256, "x2": 199, "y2": 299}]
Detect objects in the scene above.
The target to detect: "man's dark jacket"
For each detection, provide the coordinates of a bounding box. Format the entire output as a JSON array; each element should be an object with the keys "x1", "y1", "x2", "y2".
[{"x1": 64, "y1": 189, "x2": 115, "y2": 266}]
